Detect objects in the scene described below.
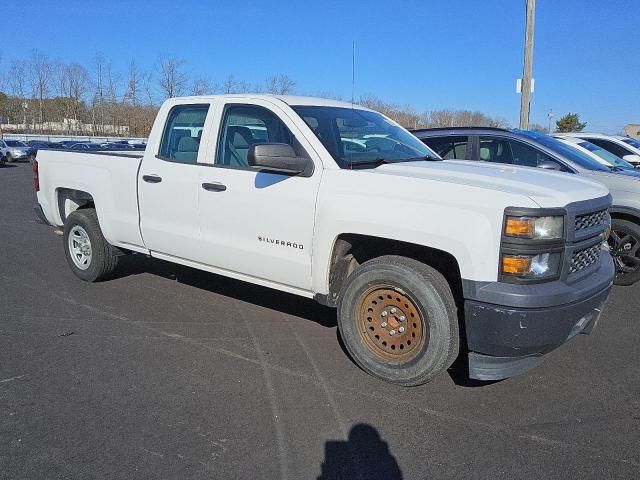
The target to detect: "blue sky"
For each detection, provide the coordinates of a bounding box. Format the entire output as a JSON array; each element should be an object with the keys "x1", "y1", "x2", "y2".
[{"x1": 3, "y1": 0, "x2": 639, "y2": 132}]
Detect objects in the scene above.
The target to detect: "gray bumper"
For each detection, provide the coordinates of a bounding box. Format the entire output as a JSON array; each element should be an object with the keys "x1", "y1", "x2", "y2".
[{"x1": 462, "y1": 253, "x2": 614, "y2": 380}]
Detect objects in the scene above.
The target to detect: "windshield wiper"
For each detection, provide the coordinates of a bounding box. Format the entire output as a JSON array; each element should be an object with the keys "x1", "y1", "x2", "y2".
[
  {"x1": 402, "y1": 155, "x2": 442, "y2": 162},
  {"x1": 349, "y1": 156, "x2": 441, "y2": 169}
]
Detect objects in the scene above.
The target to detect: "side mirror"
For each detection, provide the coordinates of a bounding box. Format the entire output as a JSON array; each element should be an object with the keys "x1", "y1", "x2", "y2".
[
  {"x1": 538, "y1": 160, "x2": 563, "y2": 171},
  {"x1": 248, "y1": 143, "x2": 313, "y2": 176}
]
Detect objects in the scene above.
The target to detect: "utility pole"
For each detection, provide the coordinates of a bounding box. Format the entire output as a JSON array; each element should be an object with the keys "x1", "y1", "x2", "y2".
[{"x1": 519, "y1": 0, "x2": 536, "y2": 130}]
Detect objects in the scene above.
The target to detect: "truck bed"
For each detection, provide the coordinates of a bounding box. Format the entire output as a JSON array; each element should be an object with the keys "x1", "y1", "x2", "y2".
[{"x1": 36, "y1": 149, "x2": 147, "y2": 252}]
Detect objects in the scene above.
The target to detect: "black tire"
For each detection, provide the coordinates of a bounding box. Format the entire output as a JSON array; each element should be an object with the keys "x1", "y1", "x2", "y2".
[
  {"x1": 337, "y1": 255, "x2": 459, "y2": 386},
  {"x1": 5, "y1": 153, "x2": 13, "y2": 163},
  {"x1": 609, "y1": 218, "x2": 640, "y2": 286},
  {"x1": 63, "y1": 208, "x2": 119, "y2": 282}
]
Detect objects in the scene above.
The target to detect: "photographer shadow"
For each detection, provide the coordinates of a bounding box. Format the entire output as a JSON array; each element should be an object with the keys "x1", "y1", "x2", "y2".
[{"x1": 318, "y1": 424, "x2": 402, "y2": 480}]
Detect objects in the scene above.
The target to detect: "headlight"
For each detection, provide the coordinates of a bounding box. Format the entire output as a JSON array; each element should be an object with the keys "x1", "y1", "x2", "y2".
[
  {"x1": 501, "y1": 252, "x2": 562, "y2": 279},
  {"x1": 504, "y1": 215, "x2": 564, "y2": 240}
]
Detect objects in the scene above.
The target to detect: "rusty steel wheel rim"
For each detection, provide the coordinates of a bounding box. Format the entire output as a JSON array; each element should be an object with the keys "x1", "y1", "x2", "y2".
[{"x1": 357, "y1": 286, "x2": 427, "y2": 363}]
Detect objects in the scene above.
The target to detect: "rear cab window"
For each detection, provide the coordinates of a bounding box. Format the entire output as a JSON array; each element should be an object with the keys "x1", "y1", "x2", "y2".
[{"x1": 158, "y1": 104, "x2": 209, "y2": 164}]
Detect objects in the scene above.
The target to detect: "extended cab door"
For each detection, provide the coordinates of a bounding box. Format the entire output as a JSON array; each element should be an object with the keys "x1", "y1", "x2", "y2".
[
  {"x1": 138, "y1": 101, "x2": 213, "y2": 260},
  {"x1": 196, "y1": 99, "x2": 322, "y2": 291}
]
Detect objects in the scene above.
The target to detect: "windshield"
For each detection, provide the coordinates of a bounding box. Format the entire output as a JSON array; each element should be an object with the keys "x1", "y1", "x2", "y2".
[
  {"x1": 621, "y1": 137, "x2": 640, "y2": 149},
  {"x1": 516, "y1": 130, "x2": 609, "y2": 172},
  {"x1": 578, "y1": 141, "x2": 634, "y2": 169},
  {"x1": 291, "y1": 106, "x2": 439, "y2": 168},
  {"x1": 6, "y1": 140, "x2": 27, "y2": 147}
]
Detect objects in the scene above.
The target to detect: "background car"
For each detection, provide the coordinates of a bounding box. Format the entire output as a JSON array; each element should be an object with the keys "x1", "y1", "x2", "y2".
[
  {"x1": 552, "y1": 135, "x2": 637, "y2": 171},
  {"x1": 412, "y1": 127, "x2": 640, "y2": 285},
  {"x1": 0, "y1": 139, "x2": 35, "y2": 163},
  {"x1": 69, "y1": 142, "x2": 104, "y2": 151},
  {"x1": 556, "y1": 133, "x2": 640, "y2": 166}
]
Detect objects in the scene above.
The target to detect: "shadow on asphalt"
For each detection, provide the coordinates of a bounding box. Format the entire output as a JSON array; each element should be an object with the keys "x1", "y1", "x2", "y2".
[
  {"x1": 113, "y1": 253, "x2": 338, "y2": 328},
  {"x1": 318, "y1": 424, "x2": 402, "y2": 480},
  {"x1": 113, "y1": 254, "x2": 494, "y2": 387}
]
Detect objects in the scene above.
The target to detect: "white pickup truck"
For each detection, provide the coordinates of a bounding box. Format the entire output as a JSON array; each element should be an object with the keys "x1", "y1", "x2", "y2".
[{"x1": 34, "y1": 95, "x2": 615, "y2": 385}]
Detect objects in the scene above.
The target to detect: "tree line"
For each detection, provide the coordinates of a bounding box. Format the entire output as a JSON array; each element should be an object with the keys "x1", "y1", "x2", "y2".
[{"x1": 0, "y1": 49, "x2": 511, "y2": 137}]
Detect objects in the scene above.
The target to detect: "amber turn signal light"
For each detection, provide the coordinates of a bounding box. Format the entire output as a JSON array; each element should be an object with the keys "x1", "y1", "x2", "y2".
[
  {"x1": 501, "y1": 255, "x2": 532, "y2": 275},
  {"x1": 504, "y1": 217, "x2": 535, "y2": 238}
]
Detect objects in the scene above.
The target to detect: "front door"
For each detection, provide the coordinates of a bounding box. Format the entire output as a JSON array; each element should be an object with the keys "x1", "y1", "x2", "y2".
[{"x1": 196, "y1": 100, "x2": 322, "y2": 291}]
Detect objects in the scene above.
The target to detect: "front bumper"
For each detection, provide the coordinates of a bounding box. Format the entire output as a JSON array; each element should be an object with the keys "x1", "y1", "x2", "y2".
[{"x1": 462, "y1": 253, "x2": 614, "y2": 380}]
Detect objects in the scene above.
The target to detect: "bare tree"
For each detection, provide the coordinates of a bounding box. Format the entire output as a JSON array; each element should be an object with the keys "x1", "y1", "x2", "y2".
[
  {"x1": 190, "y1": 76, "x2": 215, "y2": 96},
  {"x1": 28, "y1": 49, "x2": 53, "y2": 130},
  {"x1": 124, "y1": 61, "x2": 140, "y2": 107},
  {"x1": 8, "y1": 60, "x2": 28, "y2": 126},
  {"x1": 264, "y1": 74, "x2": 295, "y2": 95},
  {"x1": 67, "y1": 63, "x2": 89, "y2": 128},
  {"x1": 92, "y1": 53, "x2": 108, "y2": 134},
  {"x1": 221, "y1": 74, "x2": 251, "y2": 94},
  {"x1": 157, "y1": 56, "x2": 188, "y2": 99}
]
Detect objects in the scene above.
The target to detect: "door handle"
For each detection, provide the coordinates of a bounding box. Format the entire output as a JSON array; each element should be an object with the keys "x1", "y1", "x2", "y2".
[
  {"x1": 143, "y1": 174, "x2": 162, "y2": 183},
  {"x1": 202, "y1": 182, "x2": 227, "y2": 192}
]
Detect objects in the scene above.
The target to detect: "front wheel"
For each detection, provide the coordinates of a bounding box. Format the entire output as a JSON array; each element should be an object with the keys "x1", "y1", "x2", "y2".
[
  {"x1": 609, "y1": 218, "x2": 640, "y2": 286},
  {"x1": 63, "y1": 208, "x2": 119, "y2": 282},
  {"x1": 5, "y1": 153, "x2": 13, "y2": 163},
  {"x1": 337, "y1": 256, "x2": 459, "y2": 386}
]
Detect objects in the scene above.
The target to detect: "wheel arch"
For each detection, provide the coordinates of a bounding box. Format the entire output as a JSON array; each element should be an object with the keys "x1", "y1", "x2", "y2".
[
  {"x1": 610, "y1": 205, "x2": 640, "y2": 225},
  {"x1": 317, "y1": 233, "x2": 463, "y2": 308},
  {"x1": 56, "y1": 187, "x2": 96, "y2": 223}
]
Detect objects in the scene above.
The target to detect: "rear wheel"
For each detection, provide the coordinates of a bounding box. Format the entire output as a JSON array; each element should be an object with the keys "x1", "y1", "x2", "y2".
[
  {"x1": 337, "y1": 255, "x2": 459, "y2": 386},
  {"x1": 609, "y1": 218, "x2": 640, "y2": 286},
  {"x1": 63, "y1": 208, "x2": 119, "y2": 282}
]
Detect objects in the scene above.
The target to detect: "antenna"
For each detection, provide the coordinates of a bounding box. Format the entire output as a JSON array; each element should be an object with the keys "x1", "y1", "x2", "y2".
[
  {"x1": 351, "y1": 41, "x2": 355, "y2": 105},
  {"x1": 350, "y1": 41, "x2": 356, "y2": 170}
]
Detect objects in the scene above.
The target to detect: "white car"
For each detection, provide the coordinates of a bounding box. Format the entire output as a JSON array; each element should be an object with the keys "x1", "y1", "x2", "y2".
[
  {"x1": 34, "y1": 95, "x2": 614, "y2": 385},
  {"x1": 553, "y1": 135, "x2": 637, "y2": 171},
  {"x1": 557, "y1": 133, "x2": 640, "y2": 166}
]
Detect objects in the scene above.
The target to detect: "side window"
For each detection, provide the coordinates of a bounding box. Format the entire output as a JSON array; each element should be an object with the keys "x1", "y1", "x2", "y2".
[
  {"x1": 423, "y1": 136, "x2": 468, "y2": 159},
  {"x1": 508, "y1": 140, "x2": 555, "y2": 167},
  {"x1": 479, "y1": 137, "x2": 513, "y2": 164},
  {"x1": 158, "y1": 104, "x2": 209, "y2": 164},
  {"x1": 216, "y1": 104, "x2": 301, "y2": 168},
  {"x1": 589, "y1": 139, "x2": 630, "y2": 158}
]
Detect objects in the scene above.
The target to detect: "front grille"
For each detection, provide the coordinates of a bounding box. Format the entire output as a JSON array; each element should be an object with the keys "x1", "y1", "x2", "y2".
[
  {"x1": 575, "y1": 209, "x2": 608, "y2": 231},
  {"x1": 570, "y1": 244, "x2": 601, "y2": 274}
]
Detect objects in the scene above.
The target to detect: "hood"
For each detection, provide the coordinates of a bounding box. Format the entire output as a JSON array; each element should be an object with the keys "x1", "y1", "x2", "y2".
[
  {"x1": 582, "y1": 169, "x2": 640, "y2": 194},
  {"x1": 372, "y1": 160, "x2": 610, "y2": 208}
]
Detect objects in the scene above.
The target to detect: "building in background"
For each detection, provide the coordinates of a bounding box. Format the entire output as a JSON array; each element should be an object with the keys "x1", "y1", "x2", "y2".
[{"x1": 624, "y1": 124, "x2": 640, "y2": 139}]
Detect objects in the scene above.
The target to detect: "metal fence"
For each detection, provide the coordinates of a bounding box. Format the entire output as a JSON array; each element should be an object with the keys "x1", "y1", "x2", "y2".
[{"x1": 1, "y1": 133, "x2": 148, "y2": 144}]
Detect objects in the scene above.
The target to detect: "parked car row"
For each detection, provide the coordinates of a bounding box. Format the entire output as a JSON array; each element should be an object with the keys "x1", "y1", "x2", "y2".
[
  {"x1": 0, "y1": 138, "x2": 147, "y2": 164},
  {"x1": 412, "y1": 127, "x2": 640, "y2": 285}
]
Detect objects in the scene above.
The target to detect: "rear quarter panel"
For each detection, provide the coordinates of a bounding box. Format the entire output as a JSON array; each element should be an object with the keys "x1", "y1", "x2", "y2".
[{"x1": 36, "y1": 150, "x2": 145, "y2": 250}]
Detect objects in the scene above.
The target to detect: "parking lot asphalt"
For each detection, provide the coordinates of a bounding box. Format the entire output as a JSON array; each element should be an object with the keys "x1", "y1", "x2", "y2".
[{"x1": 0, "y1": 161, "x2": 639, "y2": 479}]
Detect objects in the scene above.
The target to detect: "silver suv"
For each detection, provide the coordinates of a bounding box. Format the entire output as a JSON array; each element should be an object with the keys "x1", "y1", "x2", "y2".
[{"x1": 413, "y1": 127, "x2": 640, "y2": 285}]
